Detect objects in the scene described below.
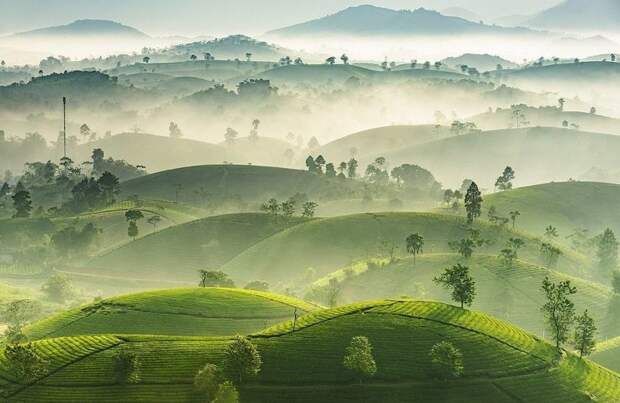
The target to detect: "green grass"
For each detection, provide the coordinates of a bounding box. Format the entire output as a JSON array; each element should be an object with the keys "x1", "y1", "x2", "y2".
[
  {"x1": 25, "y1": 288, "x2": 318, "y2": 340},
  {"x1": 592, "y1": 336, "x2": 620, "y2": 373},
  {"x1": 484, "y1": 181, "x2": 620, "y2": 239},
  {"x1": 119, "y1": 164, "x2": 365, "y2": 206},
  {"x1": 308, "y1": 254, "x2": 618, "y2": 338},
  {"x1": 80, "y1": 213, "x2": 308, "y2": 281},
  {"x1": 222, "y1": 212, "x2": 585, "y2": 287},
  {"x1": 2, "y1": 300, "x2": 619, "y2": 402}
]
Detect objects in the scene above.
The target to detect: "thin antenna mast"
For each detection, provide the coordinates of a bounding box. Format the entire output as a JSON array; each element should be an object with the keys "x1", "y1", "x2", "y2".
[{"x1": 62, "y1": 96, "x2": 67, "y2": 159}]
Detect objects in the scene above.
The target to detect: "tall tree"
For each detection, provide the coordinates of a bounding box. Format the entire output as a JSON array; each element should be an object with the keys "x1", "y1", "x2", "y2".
[
  {"x1": 343, "y1": 336, "x2": 377, "y2": 383},
  {"x1": 434, "y1": 264, "x2": 476, "y2": 308},
  {"x1": 429, "y1": 341, "x2": 463, "y2": 380},
  {"x1": 495, "y1": 166, "x2": 515, "y2": 191},
  {"x1": 222, "y1": 335, "x2": 262, "y2": 386},
  {"x1": 541, "y1": 277, "x2": 577, "y2": 351},
  {"x1": 406, "y1": 233, "x2": 424, "y2": 264},
  {"x1": 509, "y1": 210, "x2": 520, "y2": 229},
  {"x1": 347, "y1": 158, "x2": 358, "y2": 179},
  {"x1": 12, "y1": 189, "x2": 32, "y2": 218},
  {"x1": 464, "y1": 182, "x2": 482, "y2": 223},
  {"x1": 573, "y1": 310, "x2": 596, "y2": 358},
  {"x1": 597, "y1": 228, "x2": 618, "y2": 278}
]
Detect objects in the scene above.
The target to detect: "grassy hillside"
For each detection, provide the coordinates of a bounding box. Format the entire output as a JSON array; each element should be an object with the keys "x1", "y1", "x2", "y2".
[
  {"x1": 382, "y1": 127, "x2": 620, "y2": 188},
  {"x1": 255, "y1": 64, "x2": 376, "y2": 84},
  {"x1": 317, "y1": 125, "x2": 454, "y2": 165},
  {"x1": 76, "y1": 133, "x2": 232, "y2": 173},
  {"x1": 471, "y1": 106, "x2": 620, "y2": 134},
  {"x1": 2, "y1": 300, "x2": 619, "y2": 402},
  {"x1": 484, "y1": 182, "x2": 620, "y2": 238},
  {"x1": 119, "y1": 164, "x2": 364, "y2": 207},
  {"x1": 309, "y1": 254, "x2": 617, "y2": 337},
  {"x1": 81, "y1": 213, "x2": 307, "y2": 281},
  {"x1": 592, "y1": 336, "x2": 620, "y2": 373},
  {"x1": 217, "y1": 136, "x2": 295, "y2": 166},
  {"x1": 107, "y1": 60, "x2": 273, "y2": 81},
  {"x1": 24, "y1": 288, "x2": 317, "y2": 340},
  {"x1": 222, "y1": 212, "x2": 585, "y2": 288}
]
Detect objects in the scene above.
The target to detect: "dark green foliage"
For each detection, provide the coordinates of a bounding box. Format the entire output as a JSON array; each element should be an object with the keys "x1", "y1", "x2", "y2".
[
  {"x1": 199, "y1": 270, "x2": 235, "y2": 288},
  {"x1": 194, "y1": 363, "x2": 222, "y2": 400},
  {"x1": 127, "y1": 221, "x2": 138, "y2": 240},
  {"x1": 51, "y1": 223, "x2": 101, "y2": 257},
  {"x1": 429, "y1": 341, "x2": 464, "y2": 380},
  {"x1": 343, "y1": 336, "x2": 377, "y2": 383},
  {"x1": 302, "y1": 201, "x2": 318, "y2": 218},
  {"x1": 4, "y1": 342, "x2": 47, "y2": 382},
  {"x1": 114, "y1": 349, "x2": 141, "y2": 384},
  {"x1": 125, "y1": 209, "x2": 144, "y2": 222},
  {"x1": 12, "y1": 190, "x2": 32, "y2": 218},
  {"x1": 222, "y1": 335, "x2": 262, "y2": 386},
  {"x1": 280, "y1": 198, "x2": 296, "y2": 218},
  {"x1": 97, "y1": 171, "x2": 120, "y2": 205},
  {"x1": 406, "y1": 233, "x2": 424, "y2": 264},
  {"x1": 541, "y1": 277, "x2": 577, "y2": 351},
  {"x1": 464, "y1": 182, "x2": 482, "y2": 223},
  {"x1": 495, "y1": 166, "x2": 515, "y2": 191},
  {"x1": 434, "y1": 264, "x2": 476, "y2": 308},
  {"x1": 212, "y1": 381, "x2": 239, "y2": 403},
  {"x1": 261, "y1": 198, "x2": 280, "y2": 217},
  {"x1": 347, "y1": 158, "x2": 358, "y2": 179},
  {"x1": 597, "y1": 228, "x2": 618, "y2": 278},
  {"x1": 391, "y1": 164, "x2": 441, "y2": 194},
  {"x1": 573, "y1": 310, "x2": 596, "y2": 358}
]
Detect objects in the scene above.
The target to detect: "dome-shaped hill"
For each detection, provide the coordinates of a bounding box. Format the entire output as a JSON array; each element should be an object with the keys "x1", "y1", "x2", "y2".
[
  {"x1": 76, "y1": 133, "x2": 232, "y2": 173},
  {"x1": 25, "y1": 287, "x2": 317, "y2": 340},
  {"x1": 255, "y1": 64, "x2": 376, "y2": 84},
  {"x1": 308, "y1": 254, "x2": 617, "y2": 338},
  {"x1": 5, "y1": 300, "x2": 620, "y2": 402},
  {"x1": 317, "y1": 124, "x2": 454, "y2": 165},
  {"x1": 381, "y1": 126, "x2": 620, "y2": 188},
  {"x1": 119, "y1": 164, "x2": 365, "y2": 206},
  {"x1": 81, "y1": 213, "x2": 308, "y2": 281},
  {"x1": 484, "y1": 181, "x2": 620, "y2": 238},
  {"x1": 222, "y1": 212, "x2": 585, "y2": 287}
]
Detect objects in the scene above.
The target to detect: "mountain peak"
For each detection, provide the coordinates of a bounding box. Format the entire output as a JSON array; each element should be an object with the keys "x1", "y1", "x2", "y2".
[{"x1": 14, "y1": 19, "x2": 149, "y2": 38}]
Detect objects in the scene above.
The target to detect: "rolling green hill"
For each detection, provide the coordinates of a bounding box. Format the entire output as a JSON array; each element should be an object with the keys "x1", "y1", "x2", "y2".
[
  {"x1": 317, "y1": 125, "x2": 454, "y2": 165},
  {"x1": 222, "y1": 212, "x2": 585, "y2": 288},
  {"x1": 255, "y1": 64, "x2": 376, "y2": 85},
  {"x1": 308, "y1": 254, "x2": 618, "y2": 338},
  {"x1": 484, "y1": 182, "x2": 620, "y2": 238},
  {"x1": 76, "y1": 133, "x2": 232, "y2": 173},
  {"x1": 80, "y1": 213, "x2": 308, "y2": 281},
  {"x1": 471, "y1": 106, "x2": 620, "y2": 134},
  {"x1": 2, "y1": 300, "x2": 619, "y2": 402},
  {"x1": 592, "y1": 336, "x2": 620, "y2": 373},
  {"x1": 118, "y1": 164, "x2": 365, "y2": 207},
  {"x1": 24, "y1": 287, "x2": 317, "y2": 340},
  {"x1": 381, "y1": 127, "x2": 620, "y2": 188}
]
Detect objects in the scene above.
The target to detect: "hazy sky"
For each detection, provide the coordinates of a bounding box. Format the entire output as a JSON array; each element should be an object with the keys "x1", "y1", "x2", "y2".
[{"x1": 0, "y1": 0, "x2": 562, "y2": 36}]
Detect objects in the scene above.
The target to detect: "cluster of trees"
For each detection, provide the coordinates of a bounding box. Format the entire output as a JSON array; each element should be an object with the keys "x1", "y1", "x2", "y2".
[
  {"x1": 260, "y1": 197, "x2": 318, "y2": 219},
  {"x1": 193, "y1": 335, "x2": 262, "y2": 402},
  {"x1": 494, "y1": 166, "x2": 515, "y2": 191},
  {"x1": 342, "y1": 334, "x2": 464, "y2": 383},
  {"x1": 306, "y1": 155, "x2": 358, "y2": 179}
]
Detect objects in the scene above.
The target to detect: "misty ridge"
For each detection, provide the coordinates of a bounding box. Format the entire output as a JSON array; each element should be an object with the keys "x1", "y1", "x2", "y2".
[{"x1": 2, "y1": 1, "x2": 620, "y2": 402}]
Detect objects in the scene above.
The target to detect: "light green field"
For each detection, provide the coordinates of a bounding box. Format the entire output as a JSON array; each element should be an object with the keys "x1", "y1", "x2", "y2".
[
  {"x1": 483, "y1": 181, "x2": 620, "y2": 239},
  {"x1": 309, "y1": 254, "x2": 618, "y2": 338},
  {"x1": 81, "y1": 213, "x2": 308, "y2": 281},
  {"x1": 222, "y1": 212, "x2": 586, "y2": 287},
  {"x1": 25, "y1": 288, "x2": 317, "y2": 340},
  {"x1": 2, "y1": 300, "x2": 619, "y2": 402}
]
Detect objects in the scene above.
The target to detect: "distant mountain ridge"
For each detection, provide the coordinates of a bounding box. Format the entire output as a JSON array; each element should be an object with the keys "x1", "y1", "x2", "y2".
[
  {"x1": 526, "y1": 0, "x2": 620, "y2": 30},
  {"x1": 267, "y1": 5, "x2": 543, "y2": 37},
  {"x1": 10, "y1": 19, "x2": 149, "y2": 38}
]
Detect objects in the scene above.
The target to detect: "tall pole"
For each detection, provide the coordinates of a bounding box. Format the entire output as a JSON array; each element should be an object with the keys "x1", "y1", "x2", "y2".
[{"x1": 62, "y1": 96, "x2": 67, "y2": 159}]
